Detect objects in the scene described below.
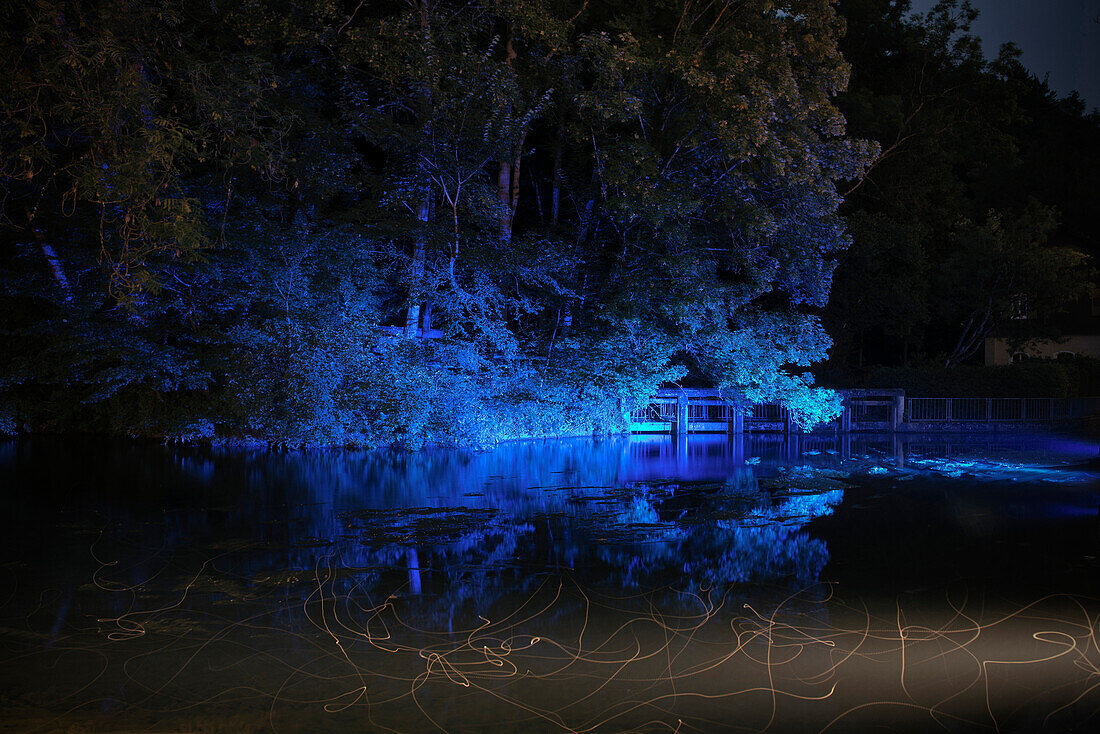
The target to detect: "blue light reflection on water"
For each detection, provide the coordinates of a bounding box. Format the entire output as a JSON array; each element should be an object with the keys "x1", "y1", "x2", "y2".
[
  {"x1": 2, "y1": 433, "x2": 1100, "y2": 732},
  {"x1": 2, "y1": 433, "x2": 1098, "y2": 609}
]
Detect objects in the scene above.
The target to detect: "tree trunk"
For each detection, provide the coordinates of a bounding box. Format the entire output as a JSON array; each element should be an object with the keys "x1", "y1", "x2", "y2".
[
  {"x1": 496, "y1": 31, "x2": 525, "y2": 243},
  {"x1": 419, "y1": 301, "x2": 433, "y2": 339},
  {"x1": 34, "y1": 227, "x2": 73, "y2": 303},
  {"x1": 944, "y1": 301, "x2": 995, "y2": 368},
  {"x1": 561, "y1": 196, "x2": 596, "y2": 340},
  {"x1": 40, "y1": 243, "x2": 73, "y2": 302},
  {"x1": 497, "y1": 159, "x2": 513, "y2": 242},
  {"x1": 551, "y1": 124, "x2": 564, "y2": 225},
  {"x1": 497, "y1": 132, "x2": 526, "y2": 243},
  {"x1": 402, "y1": 0, "x2": 436, "y2": 338},
  {"x1": 403, "y1": 192, "x2": 430, "y2": 338}
]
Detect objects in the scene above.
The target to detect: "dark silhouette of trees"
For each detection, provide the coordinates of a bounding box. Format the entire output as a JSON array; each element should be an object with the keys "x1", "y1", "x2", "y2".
[{"x1": 827, "y1": 0, "x2": 1096, "y2": 370}]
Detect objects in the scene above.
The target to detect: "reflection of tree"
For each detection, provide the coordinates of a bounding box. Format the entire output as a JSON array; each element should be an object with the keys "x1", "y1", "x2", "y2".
[
  {"x1": 2, "y1": 438, "x2": 844, "y2": 628},
  {"x1": 261, "y1": 456, "x2": 846, "y2": 621},
  {"x1": 595, "y1": 471, "x2": 844, "y2": 589}
]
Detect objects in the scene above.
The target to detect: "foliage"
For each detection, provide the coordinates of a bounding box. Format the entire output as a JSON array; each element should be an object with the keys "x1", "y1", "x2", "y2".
[
  {"x1": 826, "y1": 0, "x2": 1099, "y2": 369},
  {"x1": 936, "y1": 204, "x2": 1090, "y2": 366},
  {"x1": 0, "y1": 0, "x2": 294, "y2": 301},
  {"x1": 1, "y1": 0, "x2": 870, "y2": 444}
]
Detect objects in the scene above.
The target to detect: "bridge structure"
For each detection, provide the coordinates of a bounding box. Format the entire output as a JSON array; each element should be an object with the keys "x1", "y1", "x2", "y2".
[{"x1": 629, "y1": 388, "x2": 1100, "y2": 434}]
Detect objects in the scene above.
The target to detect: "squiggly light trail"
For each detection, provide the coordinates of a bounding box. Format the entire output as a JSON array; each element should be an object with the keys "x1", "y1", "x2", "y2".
[{"x1": 4, "y1": 544, "x2": 1100, "y2": 733}]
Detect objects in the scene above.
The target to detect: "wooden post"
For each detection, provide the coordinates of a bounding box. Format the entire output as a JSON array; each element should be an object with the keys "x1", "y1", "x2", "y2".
[
  {"x1": 676, "y1": 392, "x2": 688, "y2": 436},
  {"x1": 731, "y1": 401, "x2": 744, "y2": 435}
]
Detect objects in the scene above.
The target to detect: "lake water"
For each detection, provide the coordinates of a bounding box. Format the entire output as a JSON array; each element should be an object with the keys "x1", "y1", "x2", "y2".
[{"x1": 2, "y1": 433, "x2": 1100, "y2": 733}]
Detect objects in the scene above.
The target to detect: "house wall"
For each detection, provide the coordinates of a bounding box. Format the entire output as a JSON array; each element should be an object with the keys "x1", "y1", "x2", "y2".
[{"x1": 984, "y1": 335, "x2": 1100, "y2": 365}]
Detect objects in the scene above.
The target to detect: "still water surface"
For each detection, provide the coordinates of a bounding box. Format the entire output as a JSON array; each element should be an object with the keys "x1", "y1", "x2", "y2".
[{"x1": 2, "y1": 434, "x2": 1100, "y2": 732}]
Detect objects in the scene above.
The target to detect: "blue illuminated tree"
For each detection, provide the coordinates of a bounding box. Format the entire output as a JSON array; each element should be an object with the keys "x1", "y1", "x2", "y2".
[{"x1": 1, "y1": 0, "x2": 873, "y2": 443}]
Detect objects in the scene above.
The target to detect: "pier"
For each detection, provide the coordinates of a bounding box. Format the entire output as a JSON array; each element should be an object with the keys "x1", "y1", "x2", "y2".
[{"x1": 628, "y1": 388, "x2": 1100, "y2": 434}]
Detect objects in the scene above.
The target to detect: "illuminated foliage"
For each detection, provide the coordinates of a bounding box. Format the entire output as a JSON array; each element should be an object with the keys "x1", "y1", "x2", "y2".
[{"x1": 1, "y1": 0, "x2": 869, "y2": 443}]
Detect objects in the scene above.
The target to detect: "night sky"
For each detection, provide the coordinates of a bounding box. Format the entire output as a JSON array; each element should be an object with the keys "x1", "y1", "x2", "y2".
[{"x1": 910, "y1": 0, "x2": 1100, "y2": 109}]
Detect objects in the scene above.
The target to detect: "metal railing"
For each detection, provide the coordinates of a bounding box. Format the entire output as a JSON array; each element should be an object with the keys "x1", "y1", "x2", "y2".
[
  {"x1": 750, "y1": 403, "x2": 789, "y2": 421},
  {"x1": 852, "y1": 402, "x2": 893, "y2": 422},
  {"x1": 905, "y1": 397, "x2": 1069, "y2": 423},
  {"x1": 629, "y1": 400, "x2": 678, "y2": 422},
  {"x1": 628, "y1": 390, "x2": 1100, "y2": 434},
  {"x1": 688, "y1": 399, "x2": 735, "y2": 421}
]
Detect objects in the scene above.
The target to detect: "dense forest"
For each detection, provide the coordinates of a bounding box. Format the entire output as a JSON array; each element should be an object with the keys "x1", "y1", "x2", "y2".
[
  {"x1": 826, "y1": 0, "x2": 1099, "y2": 371},
  {"x1": 1, "y1": 0, "x2": 1097, "y2": 448}
]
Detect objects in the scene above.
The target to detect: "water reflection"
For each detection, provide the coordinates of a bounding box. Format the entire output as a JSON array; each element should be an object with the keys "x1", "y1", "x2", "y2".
[
  {"x1": 1, "y1": 436, "x2": 851, "y2": 621},
  {"x1": 2, "y1": 433, "x2": 1097, "y2": 619},
  {"x1": 1, "y1": 434, "x2": 1099, "y2": 732}
]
